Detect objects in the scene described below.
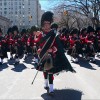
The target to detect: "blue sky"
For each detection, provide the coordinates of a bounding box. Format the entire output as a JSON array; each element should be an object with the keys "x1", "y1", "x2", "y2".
[
  {"x1": 39, "y1": 0, "x2": 49, "y2": 10},
  {"x1": 39, "y1": 0, "x2": 64, "y2": 11}
]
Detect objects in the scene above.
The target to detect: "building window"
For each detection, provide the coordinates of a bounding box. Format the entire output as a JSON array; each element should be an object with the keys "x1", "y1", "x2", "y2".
[
  {"x1": 15, "y1": 11, "x2": 17, "y2": 14},
  {"x1": 19, "y1": 6, "x2": 21, "y2": 9},
  {"x1": 19, "y1": 11, "x2": 21, "y2": 14},
  {"x1": 0, "y1": 12, "x2": 2, "y2": 15},
  {"x1": 4, "y1": 11, "x2": 7, "y2": 14},
  {"x1": 0, "y1": 3, "x2": 2, "y2": 6},
  {"x1": 4, "y1": 2, "x2": 7, "y2": 6},
  {"x1": 15, "y1": 2, "x2": 17, "y2": 5},
  {"x1": 4, "y1": 8, "x2": 7, "y2": 10},
  {"x1": 19, "y1": 2, "x2": 21, "y2": 5}
]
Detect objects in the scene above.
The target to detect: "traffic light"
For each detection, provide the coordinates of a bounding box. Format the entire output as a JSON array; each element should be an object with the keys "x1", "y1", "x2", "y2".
[
  {"x1": 63, "y1": 10, "x2": 68, "y2": 16},
  {"x1": 29, "y1": 15, "x2": 32, "y2": 20}
]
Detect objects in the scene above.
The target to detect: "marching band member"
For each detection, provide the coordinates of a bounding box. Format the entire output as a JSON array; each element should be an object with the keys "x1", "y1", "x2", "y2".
[
  {"x1": 85, "y1": 26, "x2": 96, "y2": 62},
  {"x1": 80, "y1": 28, "x2": 87, "y2": 57},
  {"x1": 0, "y1": 28, "x2": 8, "y2": 65},
  {"x1": 68, "y1": 28, "x2": 82, "y2": 62},
  {"x1": 6, "y1": 27, "x2": 14, "y2": 60},
  {"x1": 37, "y1": 11, "x2": 76, "y2": 95},
  {"x1": 95, "y1": 27, "x2": 100, "y2": 56},
  {"x1": 21, "y1": 29, "x2": 28, "y2": 59},
  {"x1": 12, "y1": 26, "x2": 23, "y2": 64}
]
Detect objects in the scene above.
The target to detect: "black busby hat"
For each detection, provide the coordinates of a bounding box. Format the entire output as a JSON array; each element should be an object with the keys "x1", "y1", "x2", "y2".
[
  {"x1": 62, "y1": 28, "x2": 69, "y2": 35},
  {"x1": 27, "y1": 28, "x2": 31, "y2": 33},
  {"x1": 62, "y1": 28, "x2": 67, "y2": 33},
  {"x1": 0, "y1": 28, "x2": 2, "y2": 33},
  {"x1": 41, "y1": 11, "x2": 54, "y2": 26},
  {"x1": 51, "y1": 23, "x2": 58, "y2": 30},
  {"x1": 12, "y1": 25, "x2": 19, "y2": 33},
  {"x1": 21, "y1": 29, "x2": 27, "y2": 35},
  {"x1": 30, "y1": 25, "x2": 39, "y2": 33},
  {"x1": 80, "y1": 28, "x2": 87, "y2": 34},
  {"x1": 87, "y1": 26, "x2": 94, "y2": 33},
  {"x1": 7, "y1": 27, "x2": 12, "y2": 34},
  {"x1": 96, "y1": 27, "x2": 100, "y2": 33},
  {"x1": 70, "y1": 28, "x2": 79, "y2": 35}
]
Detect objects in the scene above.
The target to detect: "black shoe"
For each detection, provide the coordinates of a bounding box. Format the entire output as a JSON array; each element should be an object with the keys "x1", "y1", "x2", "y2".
[
  {"x1": 10, "y1": 57, "x2": 13, "y2": 60},
  {"x1": 70, "y1": 68, "x2": 76, "y2": 73},
  {"x1": 91, "y1": 60, "x2": 96, "y2": 63},
  {"x1": 15, "y1": 61, "x2": 19, "y2": 65},
  {"x1": 44, "y1": 86, "x2": 49, "y2": 90},
  {"x1": 48, "y1": 91, "x2": 55, "y2": 96}
]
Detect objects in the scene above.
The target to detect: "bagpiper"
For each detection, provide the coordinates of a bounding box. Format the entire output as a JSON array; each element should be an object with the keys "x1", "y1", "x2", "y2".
[
  {"x1": 12, "y1": 26, "x2": 24, "y2": 64},
  {"x1": 68, "y1": 28, "x2": 82, "y2": 62},
  {"x1": 35, "y1": 11, "x2": 76, "y2": 95},
  {"x1": 85, "y1": 26, "x2": 96, "y2": 62},
  {"x1": 0, "y1": 28, "x2": 8, "y2": 65},
  {"x1": 6, "y1": 27, "x2": 14, "y2": 60},
  {"x1": 95, "y1": 27, "x2": 100, "y2": 56},
  {"x1": 80, "y1": 28, "x2": 87, "y2": 57},
  {"x1": 20, "y1": 29, "x2": 28, "y2": 59}
]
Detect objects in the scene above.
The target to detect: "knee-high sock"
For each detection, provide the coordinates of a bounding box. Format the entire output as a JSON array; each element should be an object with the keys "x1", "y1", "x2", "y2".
[
  {"x1": 43, "y1": 72, "x2": 48, "y2": 87},
  {"x1": 49, "y1": 73, "x2": 54, "y2": 92}
]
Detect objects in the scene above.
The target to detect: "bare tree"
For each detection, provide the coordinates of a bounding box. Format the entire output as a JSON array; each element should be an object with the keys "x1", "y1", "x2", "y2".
[{"x1": 51, "y1": 0, "x2": 100, "y2": 28}]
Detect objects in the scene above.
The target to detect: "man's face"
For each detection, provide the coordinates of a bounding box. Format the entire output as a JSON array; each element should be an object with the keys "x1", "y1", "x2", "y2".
[
  {"x1": 42, "y1": 21, "x2": 51, "y2": 32},
  {"x1": 14, "y1": 31, "x2": 17, "y2": 35},
  {"x1": 83, "y1": 31, "x2": 87, "y2": 35},
  {"x1": 33, "y1": 31, "x2": 37, "y2": 35},
  {"x1": 9, "y1": 32, "x2": 12, "y2": 35},
  {"x1": 73, "y1": 34, "x2": 77, "y2": 37},
  {"x1": 90, "y1": 32, "x2": 94, "y2": 35}
]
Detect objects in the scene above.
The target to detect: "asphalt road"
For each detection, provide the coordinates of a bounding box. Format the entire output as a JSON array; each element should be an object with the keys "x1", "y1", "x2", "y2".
[{"x1": 0, "y1": 53, "x2": 100, "y2": 100}]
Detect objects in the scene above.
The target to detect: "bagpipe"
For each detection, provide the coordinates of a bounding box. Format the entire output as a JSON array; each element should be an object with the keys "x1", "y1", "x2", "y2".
[
  {"x1": 31, "y1": 29, "x2": 76, "y2": 84},
  {"x1": 31, "y1": 29, "x2": 57, "y2": 84}
]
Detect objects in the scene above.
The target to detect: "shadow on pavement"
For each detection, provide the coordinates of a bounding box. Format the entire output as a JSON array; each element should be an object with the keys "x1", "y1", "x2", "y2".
[
  {"x1": 94, "y1": 59, "x2": 100, "y2": 67},
  {"x1": 23, "y1": 54, "x2": 34, "y2": 65},
  {"x1": 78, "y1": 57, "x2": 96, "y2": 70},
  {"x1": 7, "y1": 59, "x2": 15, "y2": 65},
  {"x1": 0, "y1": 63, "x2": 9, "y2": 71},
  {"x1": 11, "y1": 63, "x2": 27, "y2": 72},
  {"x1": 41, "y1": 89, "x2": 83, "y2": 100}
]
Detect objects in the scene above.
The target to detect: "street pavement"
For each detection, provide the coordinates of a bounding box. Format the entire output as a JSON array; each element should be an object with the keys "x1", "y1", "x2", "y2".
[{"x1": 0, "y1": 52, "x2": 100, "y2": 100}]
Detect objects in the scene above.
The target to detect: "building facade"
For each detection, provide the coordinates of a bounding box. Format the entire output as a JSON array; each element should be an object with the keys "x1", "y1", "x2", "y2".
[
  {"x1": 0, "y1": 0, "x2": 41, "y2": 29},
  {"x1": 0, "y1": 15, "x2": 11, "y2": 34}
]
